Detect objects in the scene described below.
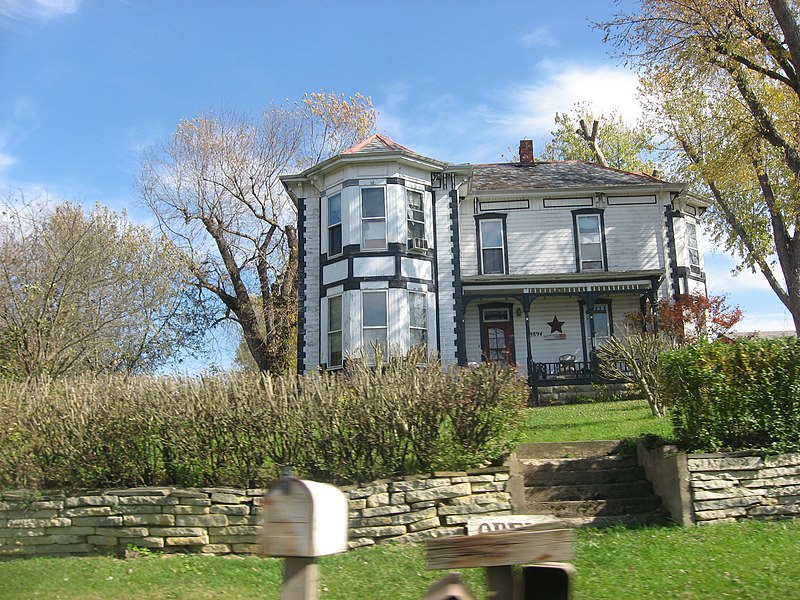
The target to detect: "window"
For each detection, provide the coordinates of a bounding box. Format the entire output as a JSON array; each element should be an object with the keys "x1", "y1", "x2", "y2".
[
  {"x1": 575, "y1": 213, "x2": 605, "y2": 271},
  {"x1": 327, "y1": 295, "x2": 343, "y2": 368},
  {"x1": 478, "y1": 218, "x2": 506, "y2": 274},
  {"x1": 407, "y1": 189, "x2": 425, "y2": 240},
  {"x1": 686, "y1": 221, "x2": 700, "y2": 271},
  {"x1": 361, "y1": 188, "x2": 386, "y2": 250},
  {"x1": 362, "y1": 290, "x2": 387, "y2": 361},
  {"x1": 327, "y1": 193, "x2": 342, "y2": 256},
  {"x1": 409, "y1": 291, "x2": 427, "y2": 350}
]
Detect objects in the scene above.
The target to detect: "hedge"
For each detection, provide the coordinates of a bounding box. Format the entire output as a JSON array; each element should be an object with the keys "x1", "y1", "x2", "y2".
[
  {"x1": 660, "y1": 337, "x2": 800, "y2": 452},
  {"x1": 0, "y1": 353, "x2": 527, "y2": 490}
]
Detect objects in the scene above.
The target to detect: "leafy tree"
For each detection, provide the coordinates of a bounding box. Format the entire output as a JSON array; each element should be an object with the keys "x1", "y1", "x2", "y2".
[
  {"x1": 138, "y1": 93, "x2": 375, "y2": 374},
  {"x1": 598, "y1": 294, "x2": 743, "y2": 417},
  {"x1": 541, "y1": 102, "x2": 657, "y2": 173},
  {"x1": 600, "y1": 0, "x2": 800, "y2": 334},
  {"x1": 0, "y1": 196, "x2": 203, "y2": 378}
]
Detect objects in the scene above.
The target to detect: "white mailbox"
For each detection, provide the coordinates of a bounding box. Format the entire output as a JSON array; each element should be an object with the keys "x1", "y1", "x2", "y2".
[{"x1": 260, "y1": 477, "x2": 348, "y2": 558}]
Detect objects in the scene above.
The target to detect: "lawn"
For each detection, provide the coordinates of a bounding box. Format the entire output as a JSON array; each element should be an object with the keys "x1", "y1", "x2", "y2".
[
  {"x1": 1, "y1": 520, "x2": 798, "y2": 599},
  {"x1": 519, "y1": 399, "x2": 674, "y2": 444}
]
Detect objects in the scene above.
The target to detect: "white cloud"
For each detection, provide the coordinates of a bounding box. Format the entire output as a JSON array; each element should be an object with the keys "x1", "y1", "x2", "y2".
[
  {"x1": 521, "y1": 27, "x2": 557, "y2": 48},
  {"x1": 0, "y1": 136, "x2": 17, "y2": 182},
  {"x1": 499, "y1": 63, "x2": 642, "y2": 140},
  {"x1": 0, "y1": 0, "x2": 79, "y2": 25}
]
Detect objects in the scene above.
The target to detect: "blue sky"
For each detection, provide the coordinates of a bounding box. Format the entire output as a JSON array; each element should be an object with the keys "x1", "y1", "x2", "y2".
[{"x1": 0, "y1": 0, "x2": 794, "y2": 367}]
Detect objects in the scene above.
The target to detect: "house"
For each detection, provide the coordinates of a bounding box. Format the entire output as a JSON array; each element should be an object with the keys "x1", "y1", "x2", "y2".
[{"x1": 281, "y1": 134, "x2": 708, "y2": 390}]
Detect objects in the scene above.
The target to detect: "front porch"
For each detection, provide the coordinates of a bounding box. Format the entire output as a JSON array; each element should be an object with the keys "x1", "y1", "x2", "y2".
[{"x1": 458, "y1": 270, "x2": 663, "y2": 403}]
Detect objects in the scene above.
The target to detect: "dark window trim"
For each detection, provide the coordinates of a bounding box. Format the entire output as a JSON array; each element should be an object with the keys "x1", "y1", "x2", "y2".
[
  {"x1": 475, "y1": 213, "x2": 509, "y2": 275},
  {"x1": 571, "y1": 208, "x2": 608, "y2": 273}
]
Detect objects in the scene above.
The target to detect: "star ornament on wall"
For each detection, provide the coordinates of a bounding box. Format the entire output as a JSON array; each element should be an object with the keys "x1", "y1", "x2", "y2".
[{"x1": 547, "y1": 315, "x2": 565, "y2": 333}]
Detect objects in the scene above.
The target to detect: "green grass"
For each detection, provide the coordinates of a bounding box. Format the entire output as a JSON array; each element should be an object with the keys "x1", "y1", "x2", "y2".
[
  {"x1": 1, "y1": 520, "x2": 798, "y2": 599},
  {"x1": 519, "y1": 399, "x2": 673, "y2": 444}
]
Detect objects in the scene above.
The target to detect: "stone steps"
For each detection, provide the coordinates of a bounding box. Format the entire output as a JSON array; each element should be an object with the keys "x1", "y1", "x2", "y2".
[{"x1": 511, "y1": 441, "x2": 667, "y2": 526}]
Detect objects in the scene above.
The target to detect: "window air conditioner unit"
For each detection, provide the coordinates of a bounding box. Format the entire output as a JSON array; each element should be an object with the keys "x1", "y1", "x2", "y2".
[{"x1": 408, "y1": 238, "x2": 429, "y2": 253}]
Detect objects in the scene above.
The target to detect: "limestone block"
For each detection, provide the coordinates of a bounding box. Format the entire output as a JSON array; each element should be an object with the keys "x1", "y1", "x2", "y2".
[
  {"x1": 226, "y1": 515, "x2": 260, "y2": 526},
  {"x1": 361, "y1": 504, "x2": 411, "y2": 518},
  {"x1": 28, "y1": 501, "x2": 64, "y2": 511},
  {"x1": 122, "y1": 514, "x2": 175, "y2": 527},
  {"x1": 0, "y1": 527, "x2": 45, "y2": 537},
  {"x1": 348, "y1": 537, "x2": 375, "y2": 549},
  {"x1": 163, "y1": 506, "x2": 210, "y2": 515},
  {"x1": 118, "y1": 495, "x2": 179, "y2": 506},
  {"x1": 389, "y1": 478, "x2": 451, "y2": 493},
  {"x1": 389, "y1": 527, "x2": 463, "y2": 544},
  {"x1": 69, "y1": 516, "x2": 123, "y2": 527},
  {"x1": 210, "y1": 493, "x2": 246, "y2": 504},
  {"x1": 30, "y1": 543, "x2": 93, "y2": 555},
  {"x1": 408, "y1": 517, "x2": 439, "y2": 532},
  {"x1": 693, "y1": 496, "x2": 760, "y2": 511},
  {"x1": 442, "y1": 514, "x2": 470, "y2": 525},
  {"x1": 149, "y1": 527, "x2": 206, "y2": 537},
  {"x1": 231, "y1": 543, "x2": 260, "y2": 553},
  {"x1": 46, "y1": 526, "x2": 94, "y2": 536},
  {"x1": 119, "y1": 505, "x2": 161, "y2": 515},
  {"x1": 760, "y1": 466, "x2": 800, "y2": 479},
  {"x1": 390, "y1": 493, "x2": 406, "y2": 505},
  {"x1": 410, "y1": 500, "x2": 436, "y2": 509},
  {"x1": 359, "y1": 516, "x2": 393, "y2": 527},
  {"x1": 210, "y1": 505, "x2": 249, "y2": 516},
  {"x1": 764, "y1": 453, "x2": 800, "y2": 467},
  {"x1": 688, "y1": 456, "x2": 764, "y2": 472},
  {"x1": 176, "y1": 514, "x2": 228, "y2": 527},
  {"x1": 349, "y1": 525, "x2": 406, "y2": 538},
  {"x1": 107, "y1": 488, "x2": 170, "y2": 496},
  {"x1": 7, "y1": 517, "x2": 71, "y2": 528},
  {"x1": 49, "y1": 534, "x2": 83, "y2": 545},
  {"x1": 366, "y1": 492, "x2": 389, "y2": 508},
  {"x1": 119, "y1": 536, "x2": 165, "y2": 549},
  {"x1": 178, "y1": 498, "x2": 212, "y2": 506},
  {"x1": 199, "y1": 544, "x2": 231, "y2": 554},
  {"x1": 437, "y1": 502, "x2": 509, "y2": 516},
  {"x1": 63, "y1": 506, "x2": 114, "y2": 517},
  {"x1": 390, "y1": 507, "x2": 437, "y2": 526},
  {"x1": 165, "y1": 535, "x2": 209, "y2": 546},
  {"x1": 749, "y1": 504, "x2": 800, "y2": 516},
  {"x1": 169, "y1": 489, "x2": 209, "y2": 498},
  {"x1": 405, "y1": 483, "x2": 471, "y2": 503},
  {"x1": 208, "y1": 525, "x2": 260, "y2": 537},
  {"x1": 348, "y1": 499, "x2": 366, "y2": 510},
  {"x1": 64, "y1": 495, "x2": 119, "y2": 508},
  {"x1": 347, "y1": 484, "x2": 390, "y2": 499},
  {"x1": 94, "y1": 527, "x2": 149, "y2": 538}
]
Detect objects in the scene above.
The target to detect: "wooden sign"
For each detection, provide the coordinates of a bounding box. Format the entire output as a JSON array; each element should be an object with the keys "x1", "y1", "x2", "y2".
[
  {"x1": 466, "y1": 515, "x2": 563, "y2": 536},
  {"x1": 426, "y1": 526, "x2": 574, "y2": 570}
]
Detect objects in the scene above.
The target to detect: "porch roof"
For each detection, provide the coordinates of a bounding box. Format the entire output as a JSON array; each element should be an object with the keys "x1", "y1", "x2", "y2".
[{"x1": 461, "y1": 269, "x2": 664, "y2": 297}]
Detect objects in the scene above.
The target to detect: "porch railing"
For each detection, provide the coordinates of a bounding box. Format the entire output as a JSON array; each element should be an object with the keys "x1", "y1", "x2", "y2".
[{"x1": 529, "y1": 358, "x2": 632, "y2": 387}]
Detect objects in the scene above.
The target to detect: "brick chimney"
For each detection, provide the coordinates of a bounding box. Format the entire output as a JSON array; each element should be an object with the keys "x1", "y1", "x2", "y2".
[{"x1": 519, "y1": 139, "x2": 534, "y2": 164}]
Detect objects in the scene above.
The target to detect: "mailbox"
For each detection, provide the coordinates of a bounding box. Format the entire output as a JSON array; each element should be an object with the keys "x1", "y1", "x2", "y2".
[{"x1": 260, "y1": 477, "x2": 348, "y2": 558}]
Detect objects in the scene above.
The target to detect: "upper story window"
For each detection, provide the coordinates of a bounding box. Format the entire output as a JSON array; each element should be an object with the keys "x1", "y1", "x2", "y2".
[
  {"x1": 574, "y1": 212, "x2": 606, "y2": 271},
  {"x1": 362, "y1": 290, "x2": 388, "y2": 362},
  {"x1": 327, "y1": 294, "x2": 343, "y2": 368},
  {"x1": 409, "y1": 291, "x2": 427, "y2": 351},
  {"x1": 686, "y1": 221, "x2": 700, "y2": 272},
  {"x1": 361, "y1": 188, "x2": 386, "y2": 250},
  {"x1": 407, "y1": 190, "x2": 425, "y2": 241},
  {"x1": 478, "y1": 217, "x2": 507, "y2": 275},
  {"x1": 327, "y1": 193, "x2": 342, "y2": 256}
]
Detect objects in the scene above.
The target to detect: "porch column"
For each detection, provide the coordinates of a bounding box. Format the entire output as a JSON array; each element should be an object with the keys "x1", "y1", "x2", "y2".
[
  {"x1": 522, "y1": 293, "x2": 538, "y2": 404},
  {"x1": 583, "y1": 293, "x2": 599, "y2": 375}
]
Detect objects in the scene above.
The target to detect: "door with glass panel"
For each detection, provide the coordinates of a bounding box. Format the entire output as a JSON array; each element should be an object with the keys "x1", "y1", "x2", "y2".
[{"x1": 481, "y1": 306, "x2": 514, "y2": 366}]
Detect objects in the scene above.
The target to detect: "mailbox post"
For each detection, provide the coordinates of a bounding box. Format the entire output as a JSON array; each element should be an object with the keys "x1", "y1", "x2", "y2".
[{"x1": 260, "y1": 476, "x2": 348, "y2": 600}]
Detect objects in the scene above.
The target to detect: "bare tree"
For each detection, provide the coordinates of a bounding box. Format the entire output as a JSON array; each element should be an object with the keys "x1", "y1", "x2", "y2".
[{"x1": 138, "y1": 94, "x2": 375, "y2": 373}]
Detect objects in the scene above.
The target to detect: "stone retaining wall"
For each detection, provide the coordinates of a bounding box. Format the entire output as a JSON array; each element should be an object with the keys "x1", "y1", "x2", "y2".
[
  {"x1": 0, "y1": 467, "x2": 511, "y2": 558},
  {"x1": 688, "y1": 452, "x2": 800, "y2": 524}
]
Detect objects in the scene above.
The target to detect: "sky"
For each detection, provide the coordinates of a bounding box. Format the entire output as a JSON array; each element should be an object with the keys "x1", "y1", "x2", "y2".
[{"x1": 0, "y1": 0, "x2": 794, "y2": 368}]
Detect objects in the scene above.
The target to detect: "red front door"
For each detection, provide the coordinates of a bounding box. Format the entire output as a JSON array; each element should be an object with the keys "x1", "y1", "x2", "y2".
[{"x1": 481, "y1": 307, "x2": 514, "y2": 365}]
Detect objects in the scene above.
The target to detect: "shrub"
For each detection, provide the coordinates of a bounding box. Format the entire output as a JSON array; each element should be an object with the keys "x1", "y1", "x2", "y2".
[
  {"x1": 660, "y1": 337, "x2": 800, "y2": 452},
  {"x1": 0, "y1": 354, "x2": 527, "y2": 489}
]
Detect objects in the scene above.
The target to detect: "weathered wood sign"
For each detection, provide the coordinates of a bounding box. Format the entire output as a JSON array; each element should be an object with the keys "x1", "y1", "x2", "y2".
[
  {"x1": 466, "y1": 514, "x2": 563, "y2": 536},
  {"x1": 426, "y1": 525, "x2": 574, "y2": 570}
]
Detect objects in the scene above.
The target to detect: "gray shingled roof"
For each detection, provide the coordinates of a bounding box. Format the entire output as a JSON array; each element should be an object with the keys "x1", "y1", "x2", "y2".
[
  {"x1": 343, "y1": 133, "x2": 411, "y2": 154},
  {"x1": 471, "y1": 161, "x2": 664, "y2": 191}
]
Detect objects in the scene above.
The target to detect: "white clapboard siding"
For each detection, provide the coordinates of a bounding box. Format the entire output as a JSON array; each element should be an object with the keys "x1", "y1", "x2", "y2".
[
  {"x1": 435, "y1": 190, "x2": 459, "y2": 364},
  {"x1": 604, "y1": 204, "x2": 664, "y2": 271}
]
